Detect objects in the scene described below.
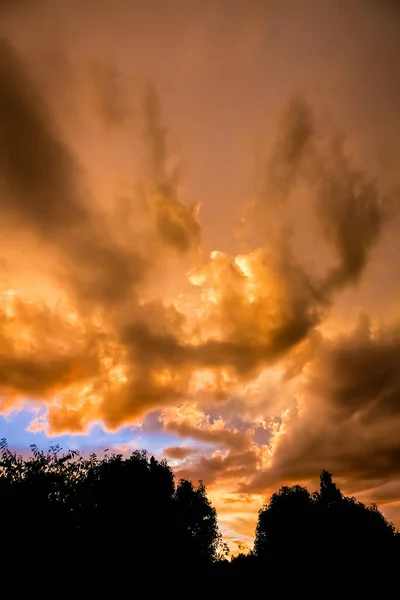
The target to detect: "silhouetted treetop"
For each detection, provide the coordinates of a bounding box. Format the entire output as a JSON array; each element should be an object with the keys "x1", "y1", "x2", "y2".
[
  {"x1": 319, "y1": 469, "x2": 342, "y2": 504},
  {"x1": 0, "y1": 438, "x2": 224, "y2": 570},
  {"x1": 254, "y1": 469, "x2": 398, "y2": 575}
]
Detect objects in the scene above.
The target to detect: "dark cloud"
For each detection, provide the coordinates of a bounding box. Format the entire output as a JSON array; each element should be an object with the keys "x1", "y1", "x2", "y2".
[
  {"x1": 88, "y1": 61, "x2": 132, "y2": 129},
  {"x1": 0, "y1": 38, "x2": 144, "y2": 309},
  {"x1": 141, "y1": 84, "x2": 201, "y2": 253},
  {"x1": 0, "y1": 38, "x2": 85, "y2": 230},
  {"x1": 263, "y1": 96, "x2": 314, "y2": 205},
  {"x1": 316, "y1": 139, "x2": 385, "y2": 290},
  {"x1": 0, "y1": 296, "x2": 100, "y2": 411},
  {"x1": 244, "y1": 318, "x2": 400, "y2": 492},
  {"x1": 163, "y1": 417, "x2": 250, "y2": 451},
  {"x1": 163, "y1": 446, "x2": 197, "y2": 460},
  {"x1": 0, "y1": 352, "x2": 94, "y2": 399},
  {"x1": 176, "y1": 449, "x2": 259, "y2": 486},
  {"x1": 259, "y1": 96, "x2": 389, "y2": 295}
]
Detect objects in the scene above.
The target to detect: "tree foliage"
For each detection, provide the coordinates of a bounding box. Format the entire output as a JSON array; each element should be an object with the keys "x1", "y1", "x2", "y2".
[
  {"x1": 1, "y1": 438, "x2": 398, "y2": 586},
  {"x1": 0, "y1": 438, "x2": 223, "y2": 573},
  {"x1": 253, "y1": 469, "x2": 397, "y2": 579}
]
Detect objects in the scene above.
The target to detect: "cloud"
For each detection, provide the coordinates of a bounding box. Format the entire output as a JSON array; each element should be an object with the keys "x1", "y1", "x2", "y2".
[
  {"x1": 0, "y1": 55, "x2": 394, "y2": 447},
  {"x1": 262, "y1": 96, "x2": 314, "y2": 206},
  {"x1": 88, "y1": 61, "x2": 132, "y2": 129},
  {"x1": 188, "y1": 248, "x2": 321, "y2": 369},
  {"x1": 0, "y1": 293, "x2": 100, "y2": 413},
  {"x1": 315, "y1": 138, "x2": 386, "y2": 291},
  {"x1": 0, "y1": 38, "x2": 84, "y2": 231},
  {"x1": 176, "y1": 448, "x2": 259, "y2": 487},
  {"x1": 163, "y1": 445, "x2": 197, "y2": 460},
  {"x1": 0, "y1": 38, "x2": 144, "y2": 310},
  {"x1": 140, "y1": 84, "x2": 201, "y2": 253},
  {"x1": 244, "y1": 317, "x2": 400, "y2": 492},
  {"x1": 0, "y1": 67, "x2": 392, "y2": 439},
  {"x1": 161, "y1": 402, "x2": 252, "y2": 450},
  {"x1": 0, "y1": 35, "x2": 197, "y2": 432}
]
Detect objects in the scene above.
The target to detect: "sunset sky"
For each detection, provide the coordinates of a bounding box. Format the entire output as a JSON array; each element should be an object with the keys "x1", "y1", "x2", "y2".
[{"x1": 1, "y1": 0, "x2": 400, "y2": 550}]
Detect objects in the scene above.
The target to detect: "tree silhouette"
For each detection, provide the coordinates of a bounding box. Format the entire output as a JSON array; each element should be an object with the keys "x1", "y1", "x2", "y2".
[
  {"x1": 252, "y1": 470, "x2": 399, "y2": 579},
  {"x1": 174, "y1": 479, "x2": 226, "y2": 565},
  {"x1": 0, "y1": 439, "x2": 223, "y2": 575},
  {"x1": 314, "y1": 471, "x2": 396, "y2": 570},
  {"x1": 1, "y1": 440, "x2": 399, "y2": 585},
  {"x1": 319, "y1": 469, "x2": 342, "y2": 505},
  {"x1": 254, "y1": 484, "x2": 315, "y2": 563}
]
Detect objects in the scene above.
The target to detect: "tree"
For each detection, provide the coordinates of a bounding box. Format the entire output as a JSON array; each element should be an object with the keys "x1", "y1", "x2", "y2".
[
  {"x1": 319, "y1": 469, "x2": 342, "y2": 505},
  {"x1": 314, "y1": 473, "x2": 396, "y2": 568},
  {"x1": 0, "y1": 439, "x2": 225, "y2": 575},
  {"x1": 252, "y1": 469, "x2": 398, "y2": 576},
  {"x1": 174, "y1": 479, "x2": 226, "y2": 565},
  {"x1": 254, "y1": 484, "x2": 314, "y2": 562}
]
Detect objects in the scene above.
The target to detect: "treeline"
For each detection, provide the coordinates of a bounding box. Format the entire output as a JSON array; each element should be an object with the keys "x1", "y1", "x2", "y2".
[
  {"x1": 1, "y1": 439, "x2": 398, "y2": 585},
  {"x1": 0, "y1": 439, "x2": 225, "y2": 574}
]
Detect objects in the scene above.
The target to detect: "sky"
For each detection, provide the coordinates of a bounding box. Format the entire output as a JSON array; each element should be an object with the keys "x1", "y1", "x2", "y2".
[{"x1": 0, "y1": 0, "x2": 400, "y2": 551}]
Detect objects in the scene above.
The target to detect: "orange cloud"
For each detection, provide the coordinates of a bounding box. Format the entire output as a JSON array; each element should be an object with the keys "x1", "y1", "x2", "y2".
[
  {"x1": 0, "y1": 62, "x2": 395, "y2": 445},
  {"x1": 245, "y1": 317, "x2": 400, "y2": 493},
  {"x1": 163, "y1": 445, "x2": 197, "y2": 460}
]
